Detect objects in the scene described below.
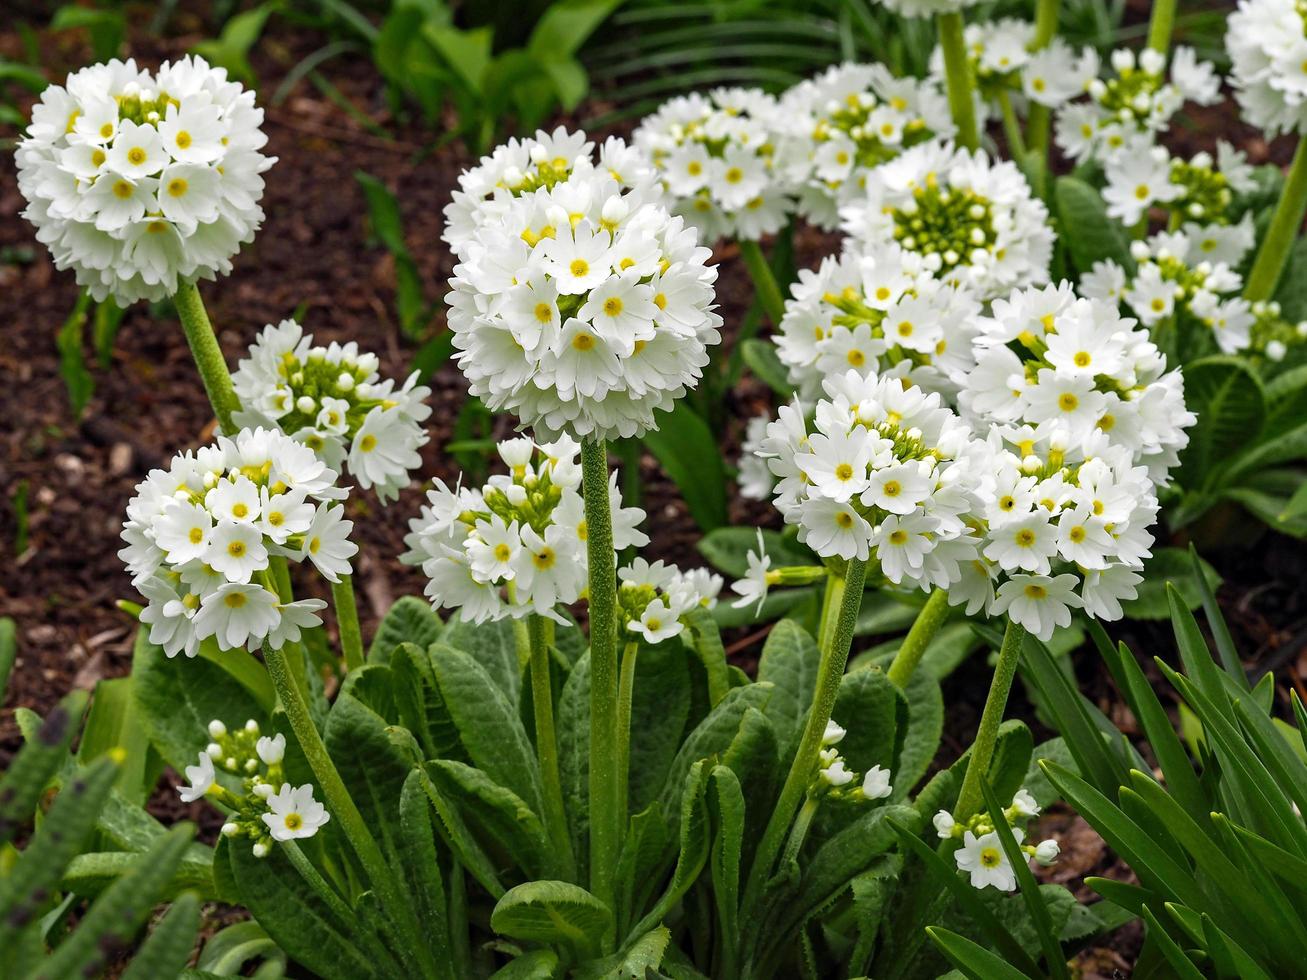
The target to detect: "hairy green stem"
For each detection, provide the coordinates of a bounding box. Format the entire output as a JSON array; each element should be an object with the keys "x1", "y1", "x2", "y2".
[
  {"x1": 954, "y1": 618, "x2": 1027, "y2": 820},
  {"x1": 581, "y1": 437, "x2": 620, "y2": 926},
  {"x1": 1146, "y1": 0, "x2": 1178, "y2": 55},
  {"x1": 740, "y1": 557, "x2": 868, "y2": 924},
  {"x1": 529, "y1": 615, "x2": 575, "y2": 879},
  {"x1": 1023, "y1": 0, "x2": 1059, "y2": 159},
  {"x1": 886, "y1": 588, "x2": 951, "y2": 689},
  {"x1": 1245, "y1": 138, "x2": 1307, "y2": 302},
  {"x1": 615, "y1": 640, "x2": 639, "y2": 829},
  {"x1": 738, "y1": 239, "x2": 786, "y2": 327},
  {"x1": 938, "y1": 11, "x2": 979, "y2": 150},
  {"x1": 778, "y1": 796, "x2": 819, "y2": 873},
  {"x1": 331, "y1": 575, "x2": 365, "y2": 673},
  {"x1": 997, "y1": 90, "x2": 1025, "y2": 158},
  {"x1": 173, "y1": 280, "x2": 240, "y2": 431}
]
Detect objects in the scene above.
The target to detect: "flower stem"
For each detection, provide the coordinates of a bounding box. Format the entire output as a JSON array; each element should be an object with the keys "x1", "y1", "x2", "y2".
[
  {"x1": 815, "y1": 569, "x2": 844, "y2": 652},
  {"x1": 885, "y1": 588, "x2": 951, "y2": 689},
  {"x1": 1023, "y1": 0, "x2": 1059, "y2": 160},
  {"x1": 615, "y1": 640, "x2": 639, "y2": 829},
  {"x1": 1146, "y1": 0, "x2": 1178, "y2": 55},
  {"x1": 263, "y1": 644, "x2": 405, "y2": 924},
  {"x1": 953, "y1": 618, "x2": 1027, "y2": 821},
  {"x1": 173, "y1": 280, "x2": 240, "y2": 431},
  {"x1": 740, "y1": 556, "x2": 867, "y2": 922},
  {"x1": 1245, "y1": 137, "x2": 1307, "y2": 302},
  {"x1": 938, "y1": 11, "x2": 980, "y2": 151},
  {"x1": 738, "y1": 239, "x2": 786, "y2": 327},
  {"x1": 331, "y1": 574, "x2": 365, "y2": 673},
  {"x1": 528, "y1": 614, "x2": 575, "y2": 879},
  {"x1": 997, "y1": 90, "x2": 1025, "y2": 159},
  {"x1": 581, "y1": 436, "x2": 620, "y2": 923},
  {"x1": 778, "y1": 796, "x2": 819, "y2": 872}
]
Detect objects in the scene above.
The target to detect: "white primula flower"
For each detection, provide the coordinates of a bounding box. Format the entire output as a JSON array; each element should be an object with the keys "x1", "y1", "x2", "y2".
[
  {"x1": 231, "y1": 320, "x2": 431, "y2": 502},
  {"x1": 635, "y1": 88, "x2": 793, "y2": 242},
  {"x1": 860, "y1": 765, "x2": 893, "y2": 800},
  {"x1": 16, "y1": 56, "x2": 274, "y2": 304},
  {"x1": 178, "y1": 750, "x2": 215, "y2": 803},
  {"x1": 256, "y1": 732, "x2": 286, "y2": 765},
  {"x1": 840, "y1": 140, "x2": 1054, "y2": 300},
  {"x1": 447, "y1": 168, "x2": 721, "y2": 440},
  {"x1": 1034, "y1": 838, "x2": 1061, "y2": 865},
  {"x1": 956, "y1": 829, "x2": 1020, "y2": 891},
  {"x1": 823, "y1": 720, "x2": 848, "y2": 745},
  {"x1": 261, "y1": 783, "x2": 330, "y2": 841},
  {"x1": 874, "y1": 0, "x2": 980, "y2": 20},
  {"x1": 730, "y1": 529, "x2": 775, "y2": 612},
  {"x1": 1227, "y1": 0, "x2": 1307, "y2": 136}
]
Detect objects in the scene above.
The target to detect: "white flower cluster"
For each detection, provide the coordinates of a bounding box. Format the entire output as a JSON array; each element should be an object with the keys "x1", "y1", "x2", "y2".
[
  {"x1": 1227, "y1": 0, "x2": 1307, "y2": 136},
  {"x1": 950, "y1": 425, "x2": 1158, "y2": 639},
  {"x1": 875, "y1": 0, "x2": 980, "y2": 18},
  {"x1": 619, "y1": 558, "x2": 722, "y2": 644},
  {"x1": 231, "y1": 320, "x2": 431, "y2": 503},
  {"x1": 447, "y1": 170, "x2": 722, "y2": 440},
  {"x1": 16, "y1": 56, "x2": 274, "y2": 305},
  {"x1": 929, "y1": 18, "x2": 1096, "y2": 111},
  {"x1": 934, "y1": 788, "x2": 1058, "y2": 891},
  {"x1": 1103, "y1": 141, "x2": 1256, "y2": 228},
  {"x1": 961, "y1": 284, "x2": 1196, "y2": 483},
  {"x1": 178, "y1": 718, "x2": 329, "y2": 857},
  {"x1": 1081, "y1": 231, "x2": 1256, "y2": 356},
  {"x1": 754, "y1": 371, "x2": 985, "y2": 590},
  {"x1": 840, "y1": 141, "x2": 1054, "y2": 300},
  {"x1": 774, "y1": 63, "x2": 954, "y2": 229},
  {"x1": 401, "y1": 437, "x2": 647, "y2": 623},
  {"x1": 774, "y1": 242, "x2": 980, "y2": 398},
  {"x1": 1056, "y1": 46, "x2": 1220, "y2": 165},
  {"x1": 442, "y1": 126, "x2": 656, "y2": 258},
  {"x1": 815, "y1": 720, "x2": 893, "y2": 802},
  {"x1": 634, "y1": 88, "x2": 792, "y2": 242},
  {"x1": 122, "y1": 428, "x2": 355, "y2": 657}
]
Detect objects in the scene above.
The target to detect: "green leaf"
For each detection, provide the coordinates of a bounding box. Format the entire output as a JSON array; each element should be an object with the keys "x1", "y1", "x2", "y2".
[
  {"x1": 368, "y1": 596, "x2": 442, "y2": 664},
  {"x1": 528, "y1": 0, "x2": 623, "y2": 58},
  {"x1": 119, "y1": 892, "x2": 201, "y2": 980},
  {"x1": 50, "y1": 5, "x2": 124, "y2": 61},
  {"x1": 925, "y1": 926, "x2": 1035, "y2": 980},
  {"x1": 1179, "y1": 357, "x2": 1267, "y2": 492},
  {"x1": 194, "y1": 920, "x2": 282, "y2": 975},
  {"x1": 741, "y1": 337, "x2": 795, "y2": 396},
  {"x1": 756, "y1": 620, "x2": 818, "y2": 755},
  {"x1": 490, "y1": 949, "x2": 561, "y2": 979},
  {"x1": 697, "y1": 526, "x2": 815, "y2": 578},
  {"x1": 1121, "y1": 547, "x2": 1222, "y2": 620},
  {"x1": 557, "y1": 651, "x2": 592, "y2": 874},
  {"x1": 1054, "y1": 176, "x2": 1133, "y2": 274},
  {"x1": 0, "y1": 689, "x2": 87, "y2": 846},
  {"x1": 396, "y1": 771, "x2": 454, "y2": 978},
  {"x1": 78, "y1": 677, "x2": 151, "y2": 803},
  {"x1": 0, "y1": 616, "x2": 15, "y2": 700},
  {"x1": 1139, "y1": 906, "x2": 1207, "y2": 980},
  {"x1": 644, "y1": 402, "x2": 728, "y2": 531},
  {"x1": 440, "y1": 617, "x2": 521, "y2": 702},
  {"x1": 707, "y1": 766, "x2": 745, "y2": 977},
  {"x1": 630, "y1": 762, "x2": 713, "y2": 938},
  {"x1": 892, "y1": 669, "x2": 944, "y2": 798},
  {"x1": 191, "y1": 2, "x2": 275, "y2": 84},
  {"x1": 491, "y1": 880, "x2": 613, "y2": 957},
  {"x1": 355, "y1": 171, "x2": 429, "y2": 338},
  {"x1": 56, "y1": 292, "x2": 93, "y2": 418},
  {"x1": 627, "y1": 643, "x2": 692, "y2": 812}
]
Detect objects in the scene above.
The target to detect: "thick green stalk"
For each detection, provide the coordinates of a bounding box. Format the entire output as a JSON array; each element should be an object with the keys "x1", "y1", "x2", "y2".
[
  {"x1": 331, "y1": 575, "x2": 365, "y2": 673},
  {"x1": 815, "y1": 569, "x2": 843, "y2": 653},
  {"x1": 738, "y1": 239, "x2": 786, "y2": 327},
  {"x1": 529, "y1": 615, "x2": 575, "y2": 879},
  {"x1": 954, "y1": 619, "x2": 1027, "y2": 820},
  {"x1": 1146, "y1": 0, "x2": 1178, "y2": 55},
  {"x1": 885, "y1": 588, "x2": 951, "y2": 689},
  {"x1": 615, "y1": 640, "x2": 639, "y2": 829},
  {"x1": 1245, "y1": 138, "x2": 1307, "y2": 302},
  {"x1": 1023, "y1": 0, "x2": 1059, "y2": 158},
  {"x1": 938, "y1": 11, "x2": 979, "y2": 150},
  {"x1": 740, "y1": 557, "x2": 868, "y2": 923},
  {"x1": 997, "y1": 90, "x2": 1025, "y2": 158},
  {"x1": 173, "y1": 280, "x2": 240, "y2": 431},
  {"x1": 581, "y1": 437, "x2": 620, "y2": 921}
]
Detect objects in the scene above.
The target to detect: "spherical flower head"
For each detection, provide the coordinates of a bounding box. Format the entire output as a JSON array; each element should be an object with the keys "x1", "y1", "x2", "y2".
[
  {"x1": 231, "y1": 319, "x2": 432, "y2": 502},
  {"x1": 261, "y1": 782, "x2": 330, "y2": 841},
  {"x1": 443, "y1": 125, "x2": 657, "y2": 258},
  {"x1": 1227, "y1": 0, "x2": 1307, "y2": 136},
  {"x1": 120, "y1": 427, "x2": 353, "y2": 656},
  {"x1": 840, "y1": 141, "x2": 1054, "y2": 301},
  {"x1": 634, "y1": 88, "x2": 793, "y2": 242},
  {"x1": 447, "y1": 177, "x2": 722, "y2": 441},
  {"x1": 16, "y1": 56, "x2": 275, "y2": 305},
  {"x1": 775, "y1": 242, "x2": 981, "y2": 399},
  {"x1": 1106, "y1": 141, "x2": 1255, "y2": 229},
  {"x1": 960, "y1": 282, "x2": 1197, "y2": 481},
  {"x1": 401, "y1": 437, "x2": 648, "y2": 623},
  {"x1": 752, "y1": 370, "x2": 986, "y2": 595},
  {"x1": 774, "y1": 63, "x2": 953, "y2": 229},
  {"x1": 618, "y1": 557, "x2": 720, "y2": 644},
  {"x1": 926, "y1": 20, "x2": 1097, "y2": 112},
  {"x1": 947, "y1": 424, "x2": 1159, "y2": 640},
  {"x1": 1054, "y1": 45, "x2": 1219, "y2": 164}
]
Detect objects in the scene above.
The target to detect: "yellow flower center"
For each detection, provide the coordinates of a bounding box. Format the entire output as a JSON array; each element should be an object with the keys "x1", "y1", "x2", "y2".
[
  {"x1": 188, "y1": 527, "x2": 204, "y2": 544},
  {"x1": 227, "y1": 541, "x2": 246, "y2": 557},
  {"x1": 232, "y1": 503, "x2": 249, "y2": 519},
  {"x1": 883, "y1": 480, "x2": 901, "y2": 497},
  {"x1": 1073, "y1": 351, "x2": 1091, "y2": 367},
  {"x1": 1015, "y1": 529, "x2": 1036, "y2": 547},
  {"x1": 100, "y1": 122, "x2": 114, "y2": 138},
  {"x1": 127, "y1": 146, "x2": 147, "y2": 166},
  {"x1": 533, "y1": 547, "x2": 556, "y2": 569},
  {"x1": 603, "y1": 297, "x2": 623, "y2": 317},
  {"x1": 112, "y1": 180, "x2": 133, "y2": 199},
  {"x1": 175, "y1": 130, "x2": 192, "y2": 149},
  {"x1": 834, "y1": 463, "x2": 854, "y2": 481},
  {"x1": 1023, "y1": 584, "x2": 1048, "y2": 599},
  {"x1": 725, "y1": 166, "x2": 743, "y2": 183},
  {"x1": 1058, "y1": 393, "x2": 1079, "y2": 412},
  {"x1": 224, "y1": 591, "x2": 247, "y2": 608},
  {"x1": 534, "y1": 302, "x2": 553, "y2": 324},
  {"x1": 494, "y1": 543, "x2": 512, "y2": 562},
  {"x1": 284, "y1": 812, "x2": 303, "y2": 831},
  {"x1": 687, "y1": 160, "x2": 702, "y2": 176},
  {"x1": 846, "y1": 349, "x2": 866, "y2": 367},
  {"x1": 889, "y1": 529, "x2": 908, "y2": 545},
  {"x1": 167, "y1": 178, "x2": 188, "y2": 197},
  {"x1": 359, "y1": 434, "x2": 377, "y2": 452},
  {"x1": 572, "y1": 332, "x2": 596, "y2": 351},
  {"x1": 835, "y1": 511, "x2": 854, "y2": 529},
  {"x1": 569, "y1": 259, "x2": 590, "y2": 278}
]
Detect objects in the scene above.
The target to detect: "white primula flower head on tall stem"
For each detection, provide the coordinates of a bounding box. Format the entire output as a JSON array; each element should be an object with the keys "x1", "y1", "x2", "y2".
[
  {"x1": 1227, "y1": 0, "x2": 1307, "y2": 137},
  {"x1": 754, "y1": 370, "x2": 986, "y2": 592},
  {"x1": 774, "y1": 241, "x2": 981, "y2": 400},
  {"x1": 774, "y1": 63, "x2": 954, "y2": 229},
  {"x1": 121, "y1": 427, "x2": 351, "y2": 657},
  {"x1": 961, "y1": 283, "x2": 1196, "y2": 483},
  {"x1": 446, "y1": 169, "x2": 722, "y2": 440},
  {"x1": 634, "y1": 88, "x2": 793, "y2": 242},
  {"x1": 443, "y1": 125, "x2": 657, "y2": 259},
  {"x1": 1103, "y1": 140, "x2": 1256, "y2": 228},
  {"x1": 401, "y1": 436, "x2": 648, "y2": 624},
  {"x1": 16, "y1": 56, "x2": 275, "y2": 305},
  {"x1": 230, "y1": 319, "x2": 431, "y2": 502},
  {"x1": 840, "y1": 140, "x2": 1054, "y2": 301},
  {"x1": 1054, "y1": 46, "x2": 1220, "y2": 164}
]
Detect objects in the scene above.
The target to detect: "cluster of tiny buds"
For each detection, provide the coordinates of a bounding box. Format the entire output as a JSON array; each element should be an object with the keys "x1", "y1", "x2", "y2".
[
  {"x1": 206, "y1": 717, "x2": 277, "y2": 776},
  {"x1": 933, "y1": 788, "x2": 1059, "y2": 891},
  {"x1": 813, "y1": 720, "x2": 894, "y2": 803},
  {"x1": 1251, "y1": 299, "x2": 1307, "y2": 362}
]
